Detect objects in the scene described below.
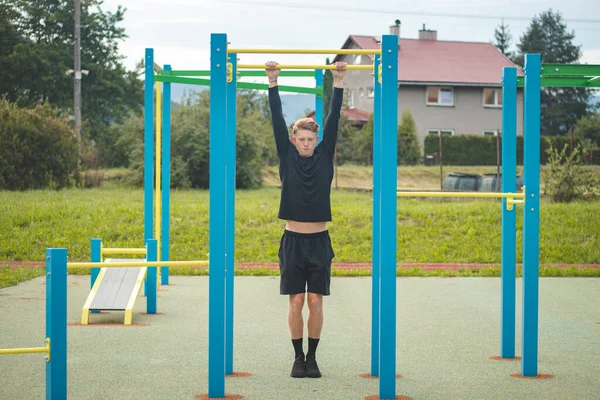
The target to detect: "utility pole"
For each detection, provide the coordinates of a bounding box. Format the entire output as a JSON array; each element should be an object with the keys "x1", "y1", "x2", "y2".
[{"x1": 74, "y1": 0, "x2": 82, "y2": 146}]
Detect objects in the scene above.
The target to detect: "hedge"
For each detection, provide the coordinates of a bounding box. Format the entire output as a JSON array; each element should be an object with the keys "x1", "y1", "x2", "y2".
[
  {"x1": 423, "y1": 134, "x2": 584, "y2": 165},
  {"x1": 583, "y1": 148, "x2": 600, "y2": 165},
  {"x1": 0, "y1": 99, "x2": 79, "y2": 190}
]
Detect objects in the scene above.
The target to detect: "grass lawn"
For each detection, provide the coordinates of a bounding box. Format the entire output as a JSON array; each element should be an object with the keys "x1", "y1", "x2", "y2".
[{"x1": 1, "y1": 165, "x2": 599, "y2": 288}]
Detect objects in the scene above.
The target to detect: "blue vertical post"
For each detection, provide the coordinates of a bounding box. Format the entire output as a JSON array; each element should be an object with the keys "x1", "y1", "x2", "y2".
[
  {"x1": 315, "y1": 69, "x2": 323, "y2": 145},
  {"x1": 379, "y1": 34, "x2": 398, "y2": 400},
  {"x1": 46, "y1": 248, "x2": 67, "y2": 400},
  {"x1": 370, "y1": 54, "x2": 381, "y2": 377},
  {"x1": 144, "y1": 49, "x2": 155, "y2": 296},
  {"x1": 144, "y1": 49, "x2": 155, "y2": 246},
  {"x1": 209, "y1": 33, "x2": 227, "y2": 398},
  {"x1": 225, "y1": 53, "x2": 237, "y2": 375},
  {"x1": 90, "y1": 238, "x2": 101, "y2": 314},
  {"x1": 146, "y1": 239, "x2": 157, "y2": 314},
  {"x1": 501, "y1": 67, "x2": 517, "y2": 359},
  {"x1": 522, "y1": 53, "x2": 541, "y2": 377},
  {"x1": 161, "y1": 64, "x2": 172, "y2": 285}
]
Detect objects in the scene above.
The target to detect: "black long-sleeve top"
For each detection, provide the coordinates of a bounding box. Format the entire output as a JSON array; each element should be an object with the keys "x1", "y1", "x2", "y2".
[{"x1": 268, "y1": 86, "x2": 344, "y2": 222}]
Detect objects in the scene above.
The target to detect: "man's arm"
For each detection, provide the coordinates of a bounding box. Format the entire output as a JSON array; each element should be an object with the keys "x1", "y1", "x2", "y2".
[
  {"x1": 321, "y1": 62, "x2": 346, "y2": 154},
  {"x1": 266, "y1": 62, "x2": 289, "y2": 158}
]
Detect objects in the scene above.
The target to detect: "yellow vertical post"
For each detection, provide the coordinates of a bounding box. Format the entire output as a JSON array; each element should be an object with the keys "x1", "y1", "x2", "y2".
[{"x1": 155, "y1": 82, "x2": 162, "y2": 288}]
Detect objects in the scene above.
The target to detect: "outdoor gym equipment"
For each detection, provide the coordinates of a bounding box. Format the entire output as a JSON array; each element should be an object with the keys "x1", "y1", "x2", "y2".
[
  {"x1": 0, "y1": 241, "x2": 208, "y2": 399},
  {"x1": 207, "y1": 33, "x2": 394, "y2": 399}
]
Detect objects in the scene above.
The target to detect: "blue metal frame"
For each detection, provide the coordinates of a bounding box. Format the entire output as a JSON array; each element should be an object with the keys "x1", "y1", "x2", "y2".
[
  {"x1": 144, "y1": 49, "x2": 155, "y2": 248},
  {"x1": 144, "y1": 48, "x2": 155, "y2": 296},
  {"x1": 209, "y1": 33, "x2": 227, "y2": 398},
  {"x1": 315, "y1": 69, "x2": 323, "y2": 144},
  {"x1": 162, "y1": 64, "x2": 172, "y2": 285},
  {"x1": 46, "y1": 248, "x2": 67, "y2": 400},
  {"x1": 146, "y1": 239, "x2": 157, "y2": 314},
  {"x1": 225, "y1": 53, "x2": 237, "y2": 375},
  {"x1": 370, "y1": 54, "x2": 381, "y2": 377},
  {"x1": 90, "y1": 238, "x2": 101, "y2": 314},
  {"x1": 379, "y1": 34, "x2": 398, "y2": 399},
  {"x1": 501, "y1": 67, "x2": 517, "y2": 359},
  {"x1": 522, "y1": 53, "x2": 541, "y2": 377}
]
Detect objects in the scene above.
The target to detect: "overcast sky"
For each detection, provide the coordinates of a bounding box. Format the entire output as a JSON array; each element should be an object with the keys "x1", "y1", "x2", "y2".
[{"x1": 101, "y1": 0, "x2": 600, "y2": 87}]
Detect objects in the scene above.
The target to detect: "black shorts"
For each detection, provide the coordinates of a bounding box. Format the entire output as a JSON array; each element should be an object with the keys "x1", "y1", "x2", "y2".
[{"x1": 278, "y1": 230, "x2": 335, "y2": 296}]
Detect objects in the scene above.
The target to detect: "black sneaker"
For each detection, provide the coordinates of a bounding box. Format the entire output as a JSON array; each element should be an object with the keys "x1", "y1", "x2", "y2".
[
  {"x1": 305, "y1": 355, "x2": 322, "y2": 378},
  {"x1": 290, "y1": 355, "x2": 307, "y2": 378}
]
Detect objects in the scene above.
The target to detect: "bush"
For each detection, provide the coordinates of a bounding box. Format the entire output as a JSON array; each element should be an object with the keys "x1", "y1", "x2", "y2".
[
  {"x1": 542, "y1": 144, "x2": 600, "y2": 202},
  {"x1": 423, "y1": 134, "x2": 584, "y2": 165},
  {"x1": 339, "y1": 110, "x2": 421, "y2": 166},
  {"x1": 0, "y1": 99, "x2": 79, "y2": 190},
  {"x1": 583, "y1": 148, "x2": 600, "y2": 165},
  {"x1": 397, "y1": 110, "x2": 421, "y2": 165},
  {"x1": 335, "y1": 115, "x2": 363, "y2": 165},
  {"x1": 574, "y1": 112, "x2": 600, "y2": 148},
  {"x1": 124, "y1": 89, "x2": 266, "y2": 190}
]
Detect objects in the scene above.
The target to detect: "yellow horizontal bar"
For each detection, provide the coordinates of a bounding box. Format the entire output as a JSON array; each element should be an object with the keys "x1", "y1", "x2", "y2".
[
  {"x1": 397, "y1": 191, "x2": 525, "y2": 199},
  {"x1": 238, "y1": 64, "x2": 373, "y2": 70},
  {"x1": 229, "y1": 48, "x2": 380, "y2": 55},
  {"x1": 68, "y1": 260, "x2": 209, "y2": 269},
  {"x1": 101, "y1": 248, "x2": 147, "y2": 255},
  {"x1": 0, "y1": 344, "x2": 48, "y2": 356}
]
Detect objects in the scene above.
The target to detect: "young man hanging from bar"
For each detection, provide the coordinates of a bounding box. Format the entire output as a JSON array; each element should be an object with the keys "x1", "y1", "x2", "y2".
[{"x1": 265, "y1": 60, "x2": 347, "y2": 378}]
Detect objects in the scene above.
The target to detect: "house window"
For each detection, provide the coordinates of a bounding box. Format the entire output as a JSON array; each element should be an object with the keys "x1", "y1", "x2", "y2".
[
  {"x1": 428, "y1": 129, "x2": 454, "y2": 136},
  {"x1": 354, "y1": 54, "x2": 362, "y2": 64},
  {"x1": 367, "y1": 87, "x2": 374, "y2": 98},
  {"x1": 483, "y1": 130, "x2": 498, "y2": 136},
  {"x1": 483, "y1": 88, "x2": 502, "y2": 107},
  {"x1": 347, "y1": 90, "x2": 355, "y2": 109},
  {"x1": 359, "y1": 88, "x2": 365, "y2": 97},
  {"x1": 427, "y1": 87, "x2": 454, "y2": 106}
]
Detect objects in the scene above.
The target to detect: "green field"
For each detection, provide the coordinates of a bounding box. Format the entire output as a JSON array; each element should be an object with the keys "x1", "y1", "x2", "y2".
[
  {"x1": 1, "y1": 165, "x2": 599, "y2": 288},
  {"x1": 1, "y1": 186, "x2": 599, "y2": 264}
]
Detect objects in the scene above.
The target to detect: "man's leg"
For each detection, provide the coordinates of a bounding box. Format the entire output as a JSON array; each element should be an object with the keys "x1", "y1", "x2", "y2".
[
  {"x1": 289, "y1": 293, "x2": 305, "y2": 339},
  {"x1": 307, "y1": 293, "x2": 323, "y2": 338},
  {"x1": 306, "y1": 292, "x2": 324, "y2": 378},
  {"x1": 289, "y1": 293, "x2": 307, "y2": 378}
]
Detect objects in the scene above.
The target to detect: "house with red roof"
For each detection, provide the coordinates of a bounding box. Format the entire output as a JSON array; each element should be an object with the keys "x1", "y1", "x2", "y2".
[
  {"x1": 332, "y1": 21, "x2": 524, "y2": 146},
  {"x1": 305, "y1": 108, "x2": 371, "y2": 126}
]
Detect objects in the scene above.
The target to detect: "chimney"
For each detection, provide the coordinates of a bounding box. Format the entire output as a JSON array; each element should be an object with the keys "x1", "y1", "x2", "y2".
[
  {"x1": 389, "y1": 19, "x2": 401, "y2": 38},
  {"x1": 418, "y1": 23, "x2": 437, "y2": 40}
]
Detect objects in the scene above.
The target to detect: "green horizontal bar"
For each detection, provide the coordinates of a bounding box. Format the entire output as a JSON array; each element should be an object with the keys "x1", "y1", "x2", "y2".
[
  {"x1": 154, "y1": 75, "x2": 323, "y2": 94},
  {"x1": 238, "y1": 82, "x2": 322, "y2": 94},
  {"x1": 155, "y1": 75, "x2": 210, "y2": 85},
  {"x1": 166, "y1": 70, "x2": 316, "y2": 78},
  {"x1": 166, "y1": 70, "x2": 210, "y2": 76},
  {"x1": 540, "y1": 64, "x2": 600, "y2": 77},
  {"x1": 516, "y1": 76, "x2": 600, "y2": 88}
]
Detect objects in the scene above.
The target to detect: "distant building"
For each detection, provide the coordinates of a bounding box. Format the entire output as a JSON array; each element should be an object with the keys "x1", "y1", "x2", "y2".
[
  {"x1": 305, "y1": 108, "x2": 370, "y2": 127},
  {"x1": 329, "y1": 21, "x2": 525, "y2": 146}
]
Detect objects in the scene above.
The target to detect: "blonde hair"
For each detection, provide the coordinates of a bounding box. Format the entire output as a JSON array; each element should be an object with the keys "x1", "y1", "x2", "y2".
[{"x1": 292, "y1": 118, "x2": 320, "y2": 135}]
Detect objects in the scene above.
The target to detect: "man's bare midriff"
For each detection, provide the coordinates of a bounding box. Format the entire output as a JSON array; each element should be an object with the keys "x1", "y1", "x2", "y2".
[{"x1": 286, "y1": 220, "x2": 327, "y2": 234}]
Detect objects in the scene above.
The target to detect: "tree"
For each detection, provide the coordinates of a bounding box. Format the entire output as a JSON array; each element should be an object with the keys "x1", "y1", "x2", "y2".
[
  {"x1": 124, "y1": 89, "x2": 268, "y2": 189},
  {"x1": 0, "y1": 99, "x2": 79, "y2": 190},
  {"x1": 360, "y1": 113, "x2": 375, "y2": 164},
  {"x1": 493, "y1": 18, "x2": 513, "y2": 59},
  {"x1": 514, "y1": 9, "x2": 593, "y2": 136},
  {"x1": 574, "y1": 112, "x2": 600, "y2": 148},
  {"x1": 1, "y1": 0, "x2": 143, "y2": 166},
  {"x1": 543, "y1": 144, "x2": 600, "y2": 202},
  {"x1": 397, "y1": 110, "x2": 421, "y2": 165},
  {"x1": 333, "y1": 115, "x2": 362, "y2": 165}
]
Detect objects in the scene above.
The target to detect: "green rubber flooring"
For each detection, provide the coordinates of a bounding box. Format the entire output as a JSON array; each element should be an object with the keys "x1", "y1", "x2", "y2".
[{"x1": 1, "y1": 275, "x2": 599, "y2": 399}]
